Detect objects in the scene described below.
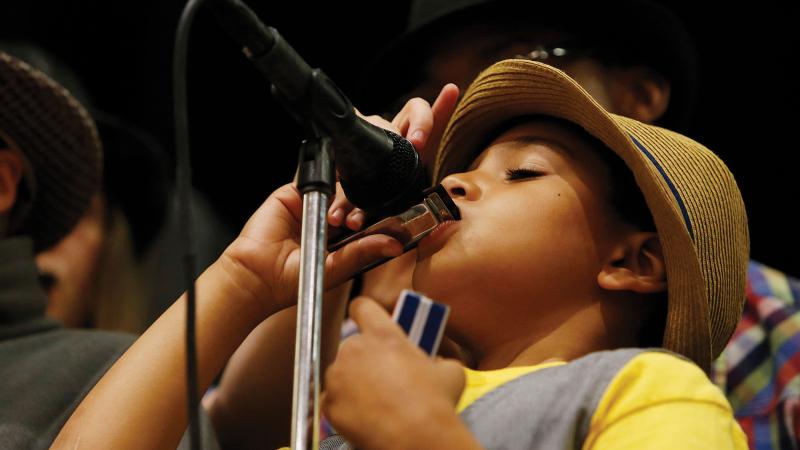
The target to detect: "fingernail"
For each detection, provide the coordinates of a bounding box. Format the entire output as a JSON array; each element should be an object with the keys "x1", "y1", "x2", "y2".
[
  {"x1": 351, "y1": 211, "x2": 365, "y2": 229},
  {"x1": 411, "y1": 130, "x2": 424, "y2": 144},
  {"x1": 331, "y1": 208, "x2": 344, "y2": 225}
]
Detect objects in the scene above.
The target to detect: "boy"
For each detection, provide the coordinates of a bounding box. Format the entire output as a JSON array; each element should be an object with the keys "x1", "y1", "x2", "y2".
[{"x1": 53, "y1": 60, "x2": 748, "y2": 449}]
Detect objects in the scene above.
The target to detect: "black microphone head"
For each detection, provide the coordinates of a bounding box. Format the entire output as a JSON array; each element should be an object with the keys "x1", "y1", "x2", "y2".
[{"x1": 339, "y1": 129, "x2": 429, "y2": 218}]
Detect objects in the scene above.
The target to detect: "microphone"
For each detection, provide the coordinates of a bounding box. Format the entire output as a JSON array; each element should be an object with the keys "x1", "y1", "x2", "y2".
[{"x1": 209, "y1": 0, "x2": 428, "y2": 217}]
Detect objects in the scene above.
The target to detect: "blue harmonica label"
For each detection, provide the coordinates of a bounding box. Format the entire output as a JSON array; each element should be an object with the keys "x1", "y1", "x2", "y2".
[{"x1": 392, "y1": 290, "x2": 449, "y2": 356}]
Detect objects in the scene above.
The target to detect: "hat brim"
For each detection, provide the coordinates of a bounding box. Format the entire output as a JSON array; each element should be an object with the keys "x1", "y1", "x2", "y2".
[
  {"x1": 0, "y1": 52, "x2": 102, "y2": 252},
  {"x1": 434, "y1": 59, "x2": 748, "y2": 372}
]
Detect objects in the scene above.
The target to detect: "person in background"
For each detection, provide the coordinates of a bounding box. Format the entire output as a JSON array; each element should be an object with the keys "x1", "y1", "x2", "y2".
[
  {"x1": 0, "y1": 42, "x2": 170, "y2": 333},
  {"x1": 37, "y1": 112, "x2": 171, "y2": 332},
  {"x1": 2, "y1": 42, "x2": 236, "y2": 336},
  {"x1": 0, "y1": 51, "x2": 217, "y2": 449},
  {"x1": 0, "y1": 50, "x2": 136, "y2": 449}
]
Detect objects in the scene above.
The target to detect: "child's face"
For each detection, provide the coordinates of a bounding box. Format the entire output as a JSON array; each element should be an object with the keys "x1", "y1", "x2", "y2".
[{"x1": 413, "y1": 119, "x2": 629, "y2": 349}]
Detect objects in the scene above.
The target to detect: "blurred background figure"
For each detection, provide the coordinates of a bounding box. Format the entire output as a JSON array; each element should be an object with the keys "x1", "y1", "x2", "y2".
[
  {"x1": 0, "y1": 50, "x2": 137, "y2": 449},
  {"x1": 2, "y1": 42, "x2": 235, "y2": 334},
  {"x1": 1, "y1": 42, "x2": 170, "y2": 333},
  {"x1": 359, "y1": 0, "x2": 697, "y2": 130}
]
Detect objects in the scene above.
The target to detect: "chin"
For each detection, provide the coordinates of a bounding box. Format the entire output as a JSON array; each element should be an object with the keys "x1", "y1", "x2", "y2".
[
  {"x1": 412, "y1": 257, "x2": 446, "y2": 302},
  {"x1": 412, "y1": 251, "x2": 474, "y2": 307}
]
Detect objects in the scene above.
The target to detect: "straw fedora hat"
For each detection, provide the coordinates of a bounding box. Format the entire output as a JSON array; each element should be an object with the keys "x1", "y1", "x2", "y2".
[
  {"x1": 433, "y1": 59, "x2": 749, "y2": 373},
  {"x1": 0, "y1": 51, "x2": 102, "y2": 252}
]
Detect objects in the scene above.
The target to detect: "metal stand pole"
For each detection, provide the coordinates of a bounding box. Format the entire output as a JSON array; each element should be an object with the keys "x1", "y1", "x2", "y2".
[{"x1": 291, "y1": 137, "x2": 334, "y2": 450}]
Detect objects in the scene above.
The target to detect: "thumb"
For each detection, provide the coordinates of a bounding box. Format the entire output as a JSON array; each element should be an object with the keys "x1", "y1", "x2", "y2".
[
  {"x1": 434, "y1": 357, "x2": 466, "y2": 406},
  {"x1": 324, "y1": 234, "x2": 403, "y2": 288}
]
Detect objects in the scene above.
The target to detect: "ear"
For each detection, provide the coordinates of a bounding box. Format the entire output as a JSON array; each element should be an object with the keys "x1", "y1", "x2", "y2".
[
  {"x1": 0, "y1": 149, "x2": 24, "y2": 215},
  {"x1": 597, "y1": 232, "x2": 667, "y2": 294},
  {"x1": 607, "y1": 66, "x2": 671, "y2": 125}
]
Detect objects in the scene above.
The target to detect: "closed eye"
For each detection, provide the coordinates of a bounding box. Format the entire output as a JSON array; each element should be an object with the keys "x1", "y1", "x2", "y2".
[{"x1": 505, "y1": 167, "x2": 544, "y2": 181}]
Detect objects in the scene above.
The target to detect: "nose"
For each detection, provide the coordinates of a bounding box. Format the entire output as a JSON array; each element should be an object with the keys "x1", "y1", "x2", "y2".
[{"x1": 441, "y1": 171, "x2": 480, "y2": 202}]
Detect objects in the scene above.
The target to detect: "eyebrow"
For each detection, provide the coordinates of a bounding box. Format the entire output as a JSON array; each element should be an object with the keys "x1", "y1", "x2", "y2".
[{"x1": 505, "y1": 135, "x2": 575, "y2": 158}]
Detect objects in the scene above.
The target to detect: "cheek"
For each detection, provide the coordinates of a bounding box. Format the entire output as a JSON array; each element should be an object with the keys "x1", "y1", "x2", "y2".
[
  {"x1": 482, "y1": 208, "x2": 599, "y2": 291},
  {"x1": 412, "y1": 241, "x2": 470, "y2": 302},
  {"x1": 413, "y1": 190, "x2": 603, "y2": 303}
]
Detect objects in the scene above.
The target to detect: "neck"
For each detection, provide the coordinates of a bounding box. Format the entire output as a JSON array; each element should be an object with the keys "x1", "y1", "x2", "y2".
[{"x1": 463, "y1": 302, "x2": 639, "y2": 370}]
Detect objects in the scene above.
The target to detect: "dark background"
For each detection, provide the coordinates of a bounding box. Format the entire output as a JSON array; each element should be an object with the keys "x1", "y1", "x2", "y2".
[{"x1": 1, "y1": 0, "x2": 798, "y2": 276}]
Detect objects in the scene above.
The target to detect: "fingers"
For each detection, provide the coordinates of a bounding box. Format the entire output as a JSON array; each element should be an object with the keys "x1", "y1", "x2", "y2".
[
  {"x1": 389, "y1": 85, "x2": 460, "y2": 171},
  {"x1": 358, "y1": 108, "x2": 402, "y2": 135},
  {"x1": 328, "y1": 206, "x2": 346, "y2": 228},
  {"x1": 425, "y1": 84, "x2": 460, "y2": 169},
  {"x1": 431, "y1": 83, "x2": 460, "y2": 127},
  {"x1": 359, "y1": 86, "x2": 457, "y2": 168},
  {"x1": 434, "y1": 357, "x2": 467, "y2": 403},
  {"x1": 345, "y1": 209, "x2": 365, "y2": 230},
  {"x1": 324, "y1": 234, "x2": 402, "y2": 287},
  {"x1": 270, "y1": 183, "x2": 304, "y2": 223},
  {"x1": 240, "y1": 182, "x2": 303, "y2": 241},
  {"x1": 327, "y1": 183, "x2": 350, "y2": 228},
  {"x1": 393, "y1": 97, "x2": 433, "y2": 151},
  {"x1": 347, "y1": 296, "x2": 402, "y2": 338},
  {"x1": 328, "y1": 203, "x2": 364, "y2": 231},
  {"x1": 327, "y1": 183, "x2": 365, "y2": 230}
]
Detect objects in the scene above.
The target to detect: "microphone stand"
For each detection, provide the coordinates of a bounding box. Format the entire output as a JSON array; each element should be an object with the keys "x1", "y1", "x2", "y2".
[
  {"x1": 207, "y1": 2, "x2": 372, "y2": 446},
  {"x1": 292, "y1": 134, "x2": 334, "y2": 450}
]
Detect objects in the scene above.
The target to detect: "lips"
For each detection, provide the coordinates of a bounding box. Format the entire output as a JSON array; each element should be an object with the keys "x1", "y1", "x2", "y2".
[{"x1": 418, "y1": 219, "x2": 459, "y2": 256}]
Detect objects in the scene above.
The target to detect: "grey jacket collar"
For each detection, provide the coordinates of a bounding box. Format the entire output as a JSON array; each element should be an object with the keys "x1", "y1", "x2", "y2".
[{"x1": 0, "y1": 236, "x2": 57, "y2": 336}]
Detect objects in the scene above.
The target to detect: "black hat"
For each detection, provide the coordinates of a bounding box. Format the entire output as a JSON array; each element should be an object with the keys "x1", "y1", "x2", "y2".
[
  {"x1": 358, "y1": 0, "x2": 699, "y2": 131},
  {"x1": 0, "y1": 51, "x2": 102, "y2": 252},
  {"x1": 0, "y1": 44, "x2": 169, "y2": 256}
]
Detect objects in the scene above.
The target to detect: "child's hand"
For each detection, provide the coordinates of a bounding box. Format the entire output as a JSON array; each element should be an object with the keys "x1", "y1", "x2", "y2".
[
  {"x1": 322, "y1": 297, "x2": 466, "y2": 450},
  {"x1": 221, "y1": 184, "x2": 403, "y2": 317},
  {"x1": 361, "y1": 83, "x2": 459, "y2": 172},
  {"x1": 326, "y1": 84, "x2": 460, "y2": 233},
  {"x1": 327, "y1": 181, "x2": 367, "y2": 231}
]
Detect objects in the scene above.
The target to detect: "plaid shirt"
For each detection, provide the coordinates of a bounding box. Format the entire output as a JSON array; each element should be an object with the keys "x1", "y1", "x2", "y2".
[{"x1": 714, "y1": 261, "x2": 800, "y2": 450}]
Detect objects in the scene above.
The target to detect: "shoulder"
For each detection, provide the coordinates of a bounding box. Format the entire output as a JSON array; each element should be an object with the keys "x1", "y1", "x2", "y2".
[
  {"x1": 603, "y1": 350, "x2": 728, "y2": 406},
  {"x1": 0, "y1": 327, "x2": 135, "y2": 399},
  {"x1": 0, "y1": 329, "x2": 136, "y2": 449},
  {"x1": 456, "y1": 349, "x2": 643, "y2": 449},
  {"x1": 584, "y1": 350, "x2": 746, "y2": 449},
  {"x1": 2, "y1": 327, "x2": 135, "y2": 363}
]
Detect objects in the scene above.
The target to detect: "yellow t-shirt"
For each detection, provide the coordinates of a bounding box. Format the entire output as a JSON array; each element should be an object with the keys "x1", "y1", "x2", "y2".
[
  {"x1": 456, "y1": 359, "x2": 567, "y2": 413},
  {"x1": 456, "y1": 351, "x2": 748, "y2": 449}
]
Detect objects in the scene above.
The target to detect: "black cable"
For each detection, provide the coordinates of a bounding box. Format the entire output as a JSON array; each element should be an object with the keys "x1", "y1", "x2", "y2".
[{"x1": 173, "y1": 1, "x2": 205, "y2": 449}]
